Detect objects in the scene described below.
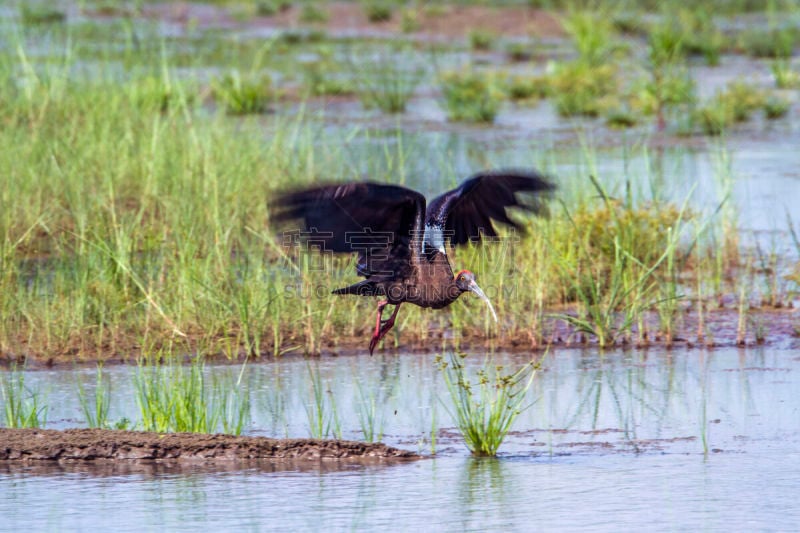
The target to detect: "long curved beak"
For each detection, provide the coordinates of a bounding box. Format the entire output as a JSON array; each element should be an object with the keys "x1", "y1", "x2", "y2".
[{"x1": 467, "y1": 280, "x2": 498, "y2": 323}]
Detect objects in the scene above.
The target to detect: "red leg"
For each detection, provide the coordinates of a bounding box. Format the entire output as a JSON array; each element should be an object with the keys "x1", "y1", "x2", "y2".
[
  {"x1": 369, "y1": 300, "x2": 388, "y2": 355},
  {"x1": 380, "y1": 303, "x2": 401, "y2": 336},
  {"x1": 368, "y1": 302, "x2": 402, "y2": 355}
]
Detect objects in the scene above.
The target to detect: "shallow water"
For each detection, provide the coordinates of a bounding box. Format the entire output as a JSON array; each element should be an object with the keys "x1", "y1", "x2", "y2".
[
  {"x1": 2, "y1": 347, "x2": 799, "y2": 531},
  {"x1": 2, "y1": 7, "x2": 800, "y2": 530}
]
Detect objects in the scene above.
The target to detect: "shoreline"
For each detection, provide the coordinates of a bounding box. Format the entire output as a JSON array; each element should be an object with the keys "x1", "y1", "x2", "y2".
[
  {"x1": 0, "y1": 428, "x2": 420, "y2": 463},
  {"x1": 3, "y1": 306, "x2": 797, "y2": 368}
]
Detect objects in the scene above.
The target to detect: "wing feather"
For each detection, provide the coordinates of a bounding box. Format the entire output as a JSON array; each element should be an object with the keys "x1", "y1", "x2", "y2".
[
  {"x1": 425, "y1": 169, "x2": 555, "y2": 248},
  {"x1": 271, "y1": 182, "x2": 426, "y2": 279}
]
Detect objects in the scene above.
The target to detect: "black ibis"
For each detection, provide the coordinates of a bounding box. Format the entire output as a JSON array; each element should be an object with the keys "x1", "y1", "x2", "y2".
[{"x1": 271, "y1": 169, "x2": 555, "y2": 354}]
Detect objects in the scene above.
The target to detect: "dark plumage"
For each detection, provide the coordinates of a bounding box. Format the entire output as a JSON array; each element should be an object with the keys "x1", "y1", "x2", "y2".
[{"x1": 270, "y1": 169, "x2": 555, "y2": 354}]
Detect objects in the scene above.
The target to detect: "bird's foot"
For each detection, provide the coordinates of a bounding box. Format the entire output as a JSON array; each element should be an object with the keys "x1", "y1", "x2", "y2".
[
  {"x1": 368, "y1": 303, "x2": 401, "y2": 355},
  {"x1": 368, "y1": 334, "x2": 380, "y2": 356},
  {"x1": 369, "y1": 320, "x2": 395, "y2": 355}
]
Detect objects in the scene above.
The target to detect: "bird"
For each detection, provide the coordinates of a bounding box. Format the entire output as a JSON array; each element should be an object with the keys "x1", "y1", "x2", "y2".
[{"x1": 270, "y1": 169, "x2": 555, "y2": 354}]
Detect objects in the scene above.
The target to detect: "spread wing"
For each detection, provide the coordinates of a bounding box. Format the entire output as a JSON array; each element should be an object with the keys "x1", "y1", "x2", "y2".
[
  {"x1": 425, "y1": 169, "x2": 555, "y2": 250},
  {"x1": 270, "y1": 182, "x2": 426, "y2": 279}
]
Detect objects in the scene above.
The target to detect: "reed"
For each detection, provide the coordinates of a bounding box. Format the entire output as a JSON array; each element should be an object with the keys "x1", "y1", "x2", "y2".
[
  {"x1": 299, "y1": 2, "x2": 329, "y2": 23},
  {"x1": 77, "y1": 365, "x2": 112, "y2": 429},
  {"x1": 560, "y1": 7, "x2": 616, "y2": 67},
  {"x1": 354, "y1": 379, "x2": 383, "y2": 442},
  {"x1": 550, "y1": 61, "x2": 618, "y2": 117},
  {"x1": 438, "y1": 352, "x2": 538, "y2": 456},
  {"x1": 351, "y1": 49, "x2": 423, "y2": 113},
  {"x1": 0, "y1": 14, "x2": 785, "y2": 361},
  {"x1": 304, "y1": 362, "x2": 341, "y2": 439},
  {"x1": 1, "y1": 368, "x2": 47, "y2": 428},
  {"x1": 363, "y1": 1, "x2": 393, "y2": 23},
  {"x1": 468, "y1": 29, "x2": 496, "y2": 51},
  {"x1": 440, "y1": 69, "x2": 503, "y2": 123},
  {"x1": 211, "y1": 72, "x2": 274, "y2": 115},
  {"x1": 550, "y1": 177, "x2": 691, "y2": 347},
  {"x1": 133, "y1": 357, "x2": 250, "y2": 434}
]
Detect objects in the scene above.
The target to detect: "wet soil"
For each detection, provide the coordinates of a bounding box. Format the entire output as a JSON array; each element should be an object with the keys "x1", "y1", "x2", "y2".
[
  {"x1": 138, "y1": 1, "x2": 564, "y2": 40},
  {"x1": 2, "y1": 306, "x2": 797, "y2": 367},
  {"x1": 0, "y1": 428, "x2": 419, "y2": 463}
]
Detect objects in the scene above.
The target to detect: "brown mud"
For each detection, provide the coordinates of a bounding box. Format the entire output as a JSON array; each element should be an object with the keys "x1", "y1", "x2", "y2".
[
  {"x1": 137, "y1": 1, "x2": 564, "y2": 40},
  {"x1": 0, "y1": 428, "x2": 419, "y2": 463},
  {"x1": 2, "y1": 306, "x2": 797, "y2": 368}
]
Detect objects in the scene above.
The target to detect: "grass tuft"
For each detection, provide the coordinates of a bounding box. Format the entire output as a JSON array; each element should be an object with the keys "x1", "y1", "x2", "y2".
[
  {"x1": 20, "y1": 4, "x2": 66, "y2": 25},
  {"x1": 211, "y1": 72, "x2": 274, "y2": 115},
  {"x1": 468, "y1": 29, "x2": 496, "y2": 51},
  {"x1": 354, "y1": 53, "x2": 422, "y2": 113},
  {"x1": 299, "y1": 2, "x2": 329, "y2": 24},
  {"x1": 440, "y1": 70, "x2": 502, "y2": 123},
  {"x1": 550, "y1": 62, "x2": 618, "y2": 117},
  {"x1": 438, "y1": 352, "x2": 537, "y2": 457},
  {"x1": 134, "y1": 357, "x2": 250, "y2": 435},
  {"x1": 77, "y1": 365, "x2": 111, "y2": 429},
  {"x1": 363, "y1": 0, "x2": 392, "y2": 23},
  {"x1": 2, "y1": 368, "x2": 47, "y2": 428},
  {"x1": 304, "y1": 362, "x2": 341, "y2": 439}
]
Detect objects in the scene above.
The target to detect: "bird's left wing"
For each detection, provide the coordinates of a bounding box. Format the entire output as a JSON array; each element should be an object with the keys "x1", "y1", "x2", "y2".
[
  {"x1": 424, "y1": 169, "x2": 555, "y2": 251},
  {"x1": 270, "y1": 181, "x2": 426, "y2": 277}
]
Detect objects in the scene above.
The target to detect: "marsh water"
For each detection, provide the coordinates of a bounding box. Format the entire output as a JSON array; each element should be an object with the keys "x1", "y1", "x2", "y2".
[
  {"x1": 2, "y1": 347, "x2": 799, "y2": 531},
  {"x1": 3, "y1": 3, "x2": 800, "y2": 530}
]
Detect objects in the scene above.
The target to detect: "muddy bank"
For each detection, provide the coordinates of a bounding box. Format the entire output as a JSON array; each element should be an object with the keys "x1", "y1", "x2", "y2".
[
  {"x1": 0, "y1": 428, "x2": 419, "y2": 463},
  {"x1": 2, "y1": 306, "x2": 798, "y2": 367},
  {"x1": 138, "y1": 1, "x2": 564, "y2": 40}
]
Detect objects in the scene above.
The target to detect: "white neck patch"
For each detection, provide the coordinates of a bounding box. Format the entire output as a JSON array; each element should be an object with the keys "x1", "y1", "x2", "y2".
[{"x1": 423, "y1": 224, "x2": 446, "y2": 253}]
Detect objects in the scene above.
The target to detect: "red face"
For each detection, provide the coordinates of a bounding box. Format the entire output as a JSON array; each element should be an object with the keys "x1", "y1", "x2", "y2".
[{"x1": 454, "y1": 270, "x2": 475, "y2": 291}]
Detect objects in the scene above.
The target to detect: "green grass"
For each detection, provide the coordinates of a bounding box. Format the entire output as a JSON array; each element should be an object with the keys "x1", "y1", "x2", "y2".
[
  {"x1": 305, "y1": 362, "x2": 341, "y2": 439},
  {"x1": 0, "y1": 14, "x2": 787, "y2": 360},
  {"x1": 363, "y1": 0, "x2": 393, "y2": 23},
  {"x1": 438, "y1": 352, "x2": 537, "y2": 456},
  {"x1": 666, "y1": 8, "x2": 727, "y2": 66},
  {"x1": 505, "y1": 74, "x2": 549, "y2": 101},
  {"x1": 400, "y1": 8, "x2": 420, "y2": 33},
  {"x1": 505, "y1": 42, "x2": 534, "y2": 62},
  {"x1": 20, "y1": 4, "x2": 66, "y2": 25},
  {"x1": 468, "y1": 29, "x2": 496, "y2": 51},
  {"x1": 134, "y1": 357, "x2": 250, "y2": 434},
  {"x1": 771, "y1": 59, "x2": 800, "y2": 89},
  {"x1": 301, "y1": 50, "x2": 358, "y2": 96},
  {"x1": 256, "y1": 0, "x2": 292, "y2": 16},
  {"x1": 549, "y1": 62, "x2": 618, "y2": 117},
  {"x1": 694, "y1": 100, "x2": 733, "y2": 136},
  {"x1": 353, "y1": 372, "x2": 394, "y2": 442},
  {"x1": 129, "y1": 74, "x2": 197, "y2": 113},
  {"x1": 440, "y1": 69, "x2": 503, "y2": 123},
  {"x1": 605, "y1": 108, "x2": 639, "y2": 129},
  {"x1": 2, "y1": 368, "x2": 47, "y2": 428},
  {"x1": 692, "y1": 81, "x2": 768, "y2": 135},
  {"x1": 740, "y1": 28, "x2": 796, "y2": 59},
  {"x1": 77, "y1": 365, "x2": 112, "y2": 428},
  {"x1": 299, "y1": 2, "x2": 329, "y2": 24},
  {"x1": 763, "y1": 95, "x2": 790, "y2": 119},
  {"x1": 211, "y1": 72, "x2": 274, "y2": 114},
  {"x1": 560, "y1": 7, "x2": 616, "y2": 66},
  {"x1": 551, "y1": 180, "x2": 691, "y2": 347},
  {"x1": 353, "y1": 54, "x2": 423, "y2": 113}
]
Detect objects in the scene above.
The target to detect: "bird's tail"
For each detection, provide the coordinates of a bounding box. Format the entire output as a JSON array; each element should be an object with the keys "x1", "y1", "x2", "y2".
[{"x1": 332, "y1": 280, "x2": 377, "y2": 296}]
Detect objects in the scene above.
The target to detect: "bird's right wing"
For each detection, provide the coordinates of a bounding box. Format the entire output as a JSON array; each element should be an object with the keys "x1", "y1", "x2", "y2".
[
  {"x1": 425, "y1": 169, "x2": 555, "y2": 251},
  {"x1": 270, "y1": 182, "x2": 426, "y2": 279}
]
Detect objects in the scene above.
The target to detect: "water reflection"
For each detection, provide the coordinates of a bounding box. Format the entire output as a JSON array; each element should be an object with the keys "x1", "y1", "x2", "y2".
[
  {"x1": 455, "y1": 458, "x2": 517, "y2": 530},
  {"x1": 5, "y1": 347, "x2": 799, "y2": 457},
  {"x1": 0, "y1": 458, "x2": 398, "y2": 479}
]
